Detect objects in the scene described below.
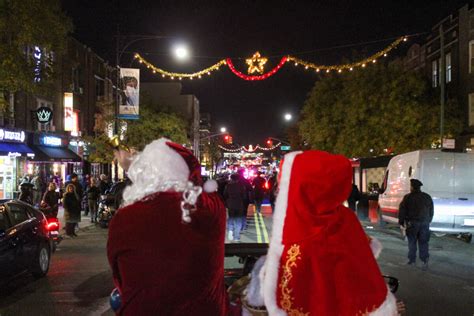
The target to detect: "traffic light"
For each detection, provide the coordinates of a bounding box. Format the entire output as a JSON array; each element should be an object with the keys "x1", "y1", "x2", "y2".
[
  {"x1": 266, "y1": 138, "x2": 273, "y2": 147},
  {"x1": 224, "y1": 134, "x2": 233, "y2": 144}
]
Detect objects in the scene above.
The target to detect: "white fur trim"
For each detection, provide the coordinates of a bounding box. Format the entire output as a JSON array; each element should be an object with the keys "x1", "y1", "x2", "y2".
[
  {"x1": 245, "y1": 255, "x2": 266, "y2": 307},
  {"x1": 263, "y1": 151, "x2": 302, "y2": 316},
  {"x1": 122, "y1": 138, "x2": 189, "y2": 206},
  {"x1": 203, "y1": 179, "x2": 218, "y2": 193},
  {"x1": 368, "y1": 288, "x2": 398, "y2": 316},
  {"x1": 370, "y1": 237, "x2": 383, "y2": 259}
]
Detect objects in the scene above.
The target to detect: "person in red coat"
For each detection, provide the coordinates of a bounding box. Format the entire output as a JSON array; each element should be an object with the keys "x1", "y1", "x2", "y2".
[
  {"x1": 107, "y1": 138, "x2": 228, "y2": 316},
  {"x1": 245, "y1": 150, "x2": 397, "y2": 315}
]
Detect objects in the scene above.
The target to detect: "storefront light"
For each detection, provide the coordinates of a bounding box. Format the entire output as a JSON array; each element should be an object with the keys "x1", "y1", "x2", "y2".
[
  {"x1": 53, "y1": 163, "x2": 59, "y2": 173},
  {"x1": 27, "y1": 163, "x2": 34, "y2": 175}
]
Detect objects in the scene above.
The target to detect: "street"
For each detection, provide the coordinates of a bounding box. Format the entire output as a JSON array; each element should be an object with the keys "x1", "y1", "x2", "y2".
[{"x1": 1, "y1": 207, "x2": 473, "y2": 316}]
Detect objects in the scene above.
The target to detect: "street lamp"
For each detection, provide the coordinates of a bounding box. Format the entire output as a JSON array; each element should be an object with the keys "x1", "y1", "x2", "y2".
[
  {"x1": 284, "y1": 113, "x2": 292, "y2": 121},
  {"x1": 173, "y1": 44, "x2": 190, "y2": 61},
  {"x1": 220, "y1": 127, "x2": 227, "y2": 133}
]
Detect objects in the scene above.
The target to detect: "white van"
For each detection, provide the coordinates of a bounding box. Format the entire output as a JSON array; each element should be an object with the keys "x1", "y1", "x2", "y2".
[{"x1": 378, "y1": 150, "x2": 474, "y2": 234}]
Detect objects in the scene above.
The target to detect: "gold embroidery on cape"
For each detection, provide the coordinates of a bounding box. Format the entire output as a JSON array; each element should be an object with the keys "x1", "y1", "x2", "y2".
[{"x1": 279, "y1": 244, "x2": 309, "y2": 316}]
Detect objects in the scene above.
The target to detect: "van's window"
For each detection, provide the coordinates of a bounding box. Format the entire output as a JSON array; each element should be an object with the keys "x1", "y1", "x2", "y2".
[
  {"x1": 382, "y1": 170, "x2": 389, "y2": 193},
  {"x1": 408, "y1": 166, "x2": 412, "y2": 177},
  {"x1": 8, "y1": 204, "x2": 30, "y2": 226}
]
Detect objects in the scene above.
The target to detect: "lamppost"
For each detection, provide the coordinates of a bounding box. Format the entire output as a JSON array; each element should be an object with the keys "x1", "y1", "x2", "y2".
[
  {"x1": 113, "y1": 31, "x2": 188, "y2": 181},
  {"x1": 284, "y1": 113, "x2": 292, "y2": 121}
]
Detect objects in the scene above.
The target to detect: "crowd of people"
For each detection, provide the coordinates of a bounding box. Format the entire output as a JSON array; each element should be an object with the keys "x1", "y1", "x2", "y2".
[
  {"x1": 216, "y1": 170, "x2": 278, "y2": 242},
  {"x1": 17, "y1": 172, "x2": 112, "y2": 237}
]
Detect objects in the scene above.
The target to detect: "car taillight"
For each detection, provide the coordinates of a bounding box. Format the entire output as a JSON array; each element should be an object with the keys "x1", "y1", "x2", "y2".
[{"x1": 47, "y1": 219, "x2": 60, "y2": 231}]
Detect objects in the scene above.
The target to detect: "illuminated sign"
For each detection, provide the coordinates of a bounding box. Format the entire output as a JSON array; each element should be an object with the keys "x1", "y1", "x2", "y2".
[
  {"x1": 280, "y1": 145, "x2": 291, "y2": 151},
  {"x1": 34, "y1": 46, "x2": 42, "y2": 83},
  {"x1": 64, "y1": 92, "x2": 74, "y2": 131},
  {"x1": 41, "y1": 136, "x2": 62, "y2": 147},
  {"x1": 36, "y1": 107, "x2": 53, "y2": 123},
  {"x1": 0, "y1": 129, "x2": 26, "y2": 143}
]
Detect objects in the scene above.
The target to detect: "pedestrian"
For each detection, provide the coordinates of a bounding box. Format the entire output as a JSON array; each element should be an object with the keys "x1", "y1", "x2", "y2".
[
  {"x1": 18, "y1": 181, "x2": 34, "y2": 204},
  {"x1": 245, "y1": 150, "x2": 398, "y2": 315},
  {"x1": 398, "y1": 179, "x2": 434, "y2": 270},
  {"x1": 63, "y1": 184, "x2": 81, "y2": 237},
  {"x1": 108, "y1": 138, "x2": 228, "y2": 315},
  {"x1": 41, "y1": 182, "x2": 60, "y2": 218},
  {"x1": 224, "y1": 173, "x2": 246, "y2": 242},
  {"x1": 252, "y1": 171, "x2": 266, "y2": 214},
  {"x1": 65, "y1": 173, "x2": 83, "y2": 212},
  {"x1": 238, "y1": 169, "x2": 253, "y2": 230},
  {"x1": 98, "y1": 174, "x2": 110, "y2": 195},
  {"x1": 86, "y1": 178, "x2": 101, "y2": 223},
  {"x1": 31, "y1": 173, "x2": 43, "y2": 207},
  {"x1": 347, "y1": 183, "x2": 361, "y2": 212}
]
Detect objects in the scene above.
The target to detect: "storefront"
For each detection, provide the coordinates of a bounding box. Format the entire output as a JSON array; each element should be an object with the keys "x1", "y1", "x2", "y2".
[
  {"x1": 29, "y1": 133, "x2": 82, "y2": 187},
  {"x1": 0, "y1": 128, "x2": 35, "y2": 199}
]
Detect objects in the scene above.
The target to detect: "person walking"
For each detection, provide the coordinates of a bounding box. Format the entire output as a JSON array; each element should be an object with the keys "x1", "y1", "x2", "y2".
[
  {"x1": 86, "y1": 178, "x2": 101, "y2": 223},
  {"x1": 252, "y1": 172, "x2": 266, "y2": 214},
  {"x1": 398, "y1": 179, "x2": 434, "y2": 270},
  {"x1": 224, "y1": 173, "x2": 246, "y2": 242},
  {"x1": 63, "y1": 184, "x2": 81, "y2": 237},
  {"x1": 238, "y1": 169, "x2": 253, "y2": 230},
  {"x1": 31, "y1": 173, "x2": 43, "y2": 207},
  {"x1": 41, "y1": 182, "x2": 60, "y2": 218},
  {"x1": 98, "y1": 174, "x2": 110, "y2": 195}
]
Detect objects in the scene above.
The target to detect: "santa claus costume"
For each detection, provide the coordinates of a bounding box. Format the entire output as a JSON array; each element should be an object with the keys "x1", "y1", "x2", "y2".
[
  {"x1": 246, "y1": 150, "x2": 397, "y2": 316},
  {"x1": 107, "y1": 139, "x2": 228, "y2": 316}
]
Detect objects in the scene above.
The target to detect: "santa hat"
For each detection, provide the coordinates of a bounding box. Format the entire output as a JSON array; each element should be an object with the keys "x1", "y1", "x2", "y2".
[
  {"x1": 122, "y1": 138, "x2": 217, "y2": 221},
  {"x1": 262, "y1": 150, "x2": 397, "y2": 316}
]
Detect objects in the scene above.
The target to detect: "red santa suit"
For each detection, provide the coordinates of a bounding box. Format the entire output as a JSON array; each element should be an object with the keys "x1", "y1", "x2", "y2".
[
  {"x1": 248, "y1": 150, "x2": 397, "y2": 315},
  {"x1": 107, "y1": 139, "x2": 228, "y2": 316}
]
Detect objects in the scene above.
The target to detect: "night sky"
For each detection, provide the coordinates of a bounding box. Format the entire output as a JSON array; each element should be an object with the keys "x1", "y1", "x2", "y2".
[{"x1": 62, "y1": 0, "x2": 469, "y2": 144}]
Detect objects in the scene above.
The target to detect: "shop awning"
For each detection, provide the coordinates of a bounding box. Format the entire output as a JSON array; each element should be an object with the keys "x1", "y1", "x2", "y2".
[
  {"x1": 31, "y1": 145, "x2": 82, "y2": 162},
  {"x1": 0, "y1": 143, "x2": 35, "y2": 157}
]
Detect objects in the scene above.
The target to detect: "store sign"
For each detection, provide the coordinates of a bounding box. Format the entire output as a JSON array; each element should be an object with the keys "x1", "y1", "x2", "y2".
[
  {"x1": 40, "y1": 135, "x2": 62, "y2": 147},
  {"x1": 0, "y1": 128, "x2": 26, "y2": 143},
  {"x1": 35, "y1": 106, "x2": 53, "y2": 123},
  {"x1": 64, "y1": 92, "x2": 74, "y2": 131},
  {"x1": 280, "y1": 145, "x2": 291, "y2": 151},
  {"x1": 442, "y1": 138, "x2": 455, "y2": 149}
]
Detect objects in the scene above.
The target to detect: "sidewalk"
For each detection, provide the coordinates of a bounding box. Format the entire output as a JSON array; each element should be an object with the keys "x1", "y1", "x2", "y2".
[{"x1": 57, "y1": 205, "x2": 97, "y2": 232}]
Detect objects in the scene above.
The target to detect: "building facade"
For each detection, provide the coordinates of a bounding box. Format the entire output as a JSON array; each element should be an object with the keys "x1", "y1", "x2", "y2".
[{"x1": 404, "y1": 3, "x2": 474, "y2": 150}]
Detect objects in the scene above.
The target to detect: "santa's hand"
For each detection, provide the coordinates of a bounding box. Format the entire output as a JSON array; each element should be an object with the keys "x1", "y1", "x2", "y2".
[{"x1": 114, "y1": 149, "x2": 135, "y2": 172}]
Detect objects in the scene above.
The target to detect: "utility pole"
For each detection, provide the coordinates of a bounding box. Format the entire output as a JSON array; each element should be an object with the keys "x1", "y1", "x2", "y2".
[
  {"x1": 114, "y1": 24, "x2": 120, "y2": 182},
  {"x1": 439, "y1": 24, "x2": 446, "y2": 147}
]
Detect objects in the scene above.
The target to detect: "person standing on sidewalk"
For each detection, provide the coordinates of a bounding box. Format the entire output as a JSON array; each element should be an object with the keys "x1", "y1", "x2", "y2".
[
  {"x1": 86, "y1": 178, "x2": 101, "y2": 223},
  {"x1": 63, "y1": 184, "x2": 81, "y2": 237},
  {"x1": 238, "y1": 169, "x2": 253, "y2": 230},
  {"x1": 224, "y1": 173, "x2": 246, "y2": 242},
  {"x1": 41, "y1": 182, "x2": 60, "y2": 218},
  {"x1": 398, "y1": 179, "x2": 434, "y2": 270}
]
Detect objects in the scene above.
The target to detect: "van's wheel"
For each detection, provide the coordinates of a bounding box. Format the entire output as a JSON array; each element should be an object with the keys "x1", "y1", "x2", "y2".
[
  {"x1": 31, "y1": 243, "x2": 51, "y2": 278},
  {"x1": 377, "y1": 207, "x2": 386, "y2": 228}
]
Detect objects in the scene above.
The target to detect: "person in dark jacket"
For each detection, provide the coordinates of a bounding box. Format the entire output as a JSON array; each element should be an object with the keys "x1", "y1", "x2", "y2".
[
  {"x1": 98, "y1": 174, "x2": 110, "y2": 195},
  {"x1": 238, "y1": 169, "x2": 253, "y2": 230},
  {"x1": 252, "y1": 172, "x2": 266, "y2": 214},
  {"x1": 86, "y1": 178, "x2": 101, "y2": 223},
  {"x1": 398, "y1": 179, "x2": 434, "y2": 270},
  {"x1": 347, "y1": 184, "x2": 360, "y2": 212},
  {"x1": 19, "y1": 181, "x2": 34, "y2": 204},
  {"x1": 65, "y1": 173, "x2": 83, "y2": 201},
  {"x1": 41, "y1": 182, "x2": 60, "y2": 218},
  {"x1": 224, "y1": 173, "x2": 246, "y2": 242},
  {"x1": 63, "y1": 184, "x2": 82, "y2": 237}
]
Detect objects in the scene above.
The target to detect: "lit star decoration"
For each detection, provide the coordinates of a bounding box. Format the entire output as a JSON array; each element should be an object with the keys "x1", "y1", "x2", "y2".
[
  {"x1": 246, "y1": 52, "x2": 268, "y2": 74},
  {"x1": 133, "y1": 36, "x2": 407, "y2": 81}
]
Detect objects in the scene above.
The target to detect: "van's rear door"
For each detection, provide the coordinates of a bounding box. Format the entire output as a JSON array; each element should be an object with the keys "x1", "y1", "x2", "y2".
[
  {"x1": 421, "y1": 153, "x2": 455, "y2": 230},
  {"x1": 453, "y1": 154, "x2": 474, "y2": 232}
]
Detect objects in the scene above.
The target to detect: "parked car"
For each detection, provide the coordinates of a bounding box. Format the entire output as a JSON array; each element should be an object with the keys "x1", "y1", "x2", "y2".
[
  {"x1": 378, "y1": 150, "x2": 474, "y2": 236},
  {"x1": 0, "y1": 200, "x2": 52, "y2": 284}
]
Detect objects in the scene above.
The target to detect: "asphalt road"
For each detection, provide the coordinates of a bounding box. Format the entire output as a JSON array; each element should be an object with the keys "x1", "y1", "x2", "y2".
[{"x1": 0, "y1": 206, "x2": 473, "y2": 316}]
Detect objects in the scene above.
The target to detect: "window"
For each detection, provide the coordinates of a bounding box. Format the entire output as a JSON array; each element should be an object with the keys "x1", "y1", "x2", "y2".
[
  {"x1": 8, "y1": 204, "x2": 30, "y2": 226},
  {"x1": 432, "y1": 60, "x2": 438, "y2": 87},
  {"x1": 470, "y1": 94, "x2": 474, "y2": 126},
  {"x1": 470, "y1": 41, "x2": 474, "y2": 73},
  {"x1": 446, "y1": 53, "x2": 452, "y2": 83},
  {"x1": 95, "y1": 76, "x2": 105, "y2": 101}
]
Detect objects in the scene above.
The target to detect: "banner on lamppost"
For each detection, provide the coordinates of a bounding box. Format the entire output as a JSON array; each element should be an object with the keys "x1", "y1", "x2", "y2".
[{"x1": 119, "y1": 68, "x2": 140, "y2": 120}]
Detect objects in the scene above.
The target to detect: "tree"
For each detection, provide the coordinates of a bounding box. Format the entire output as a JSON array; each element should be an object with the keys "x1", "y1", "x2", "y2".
[
  {"x1": 298, "y1": 61, "x2": 463, "y2": 157},
  {"x1": 0, "y1": 0, "x2": 72, "y2": 110}
]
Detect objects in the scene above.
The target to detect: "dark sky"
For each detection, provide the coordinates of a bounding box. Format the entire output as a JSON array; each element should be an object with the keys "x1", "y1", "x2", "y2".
[{"x1": 62, "y1": 0, "x2": 469, "y2": 144}]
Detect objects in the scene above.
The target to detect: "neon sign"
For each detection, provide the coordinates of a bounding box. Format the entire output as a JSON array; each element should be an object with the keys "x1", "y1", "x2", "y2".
[
  {"x1": 41, "y1": 136, "x2": 62, "y2": 147},
  {"x1": 0, "y1": 129, "x2": 26, "y2": 143}
]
